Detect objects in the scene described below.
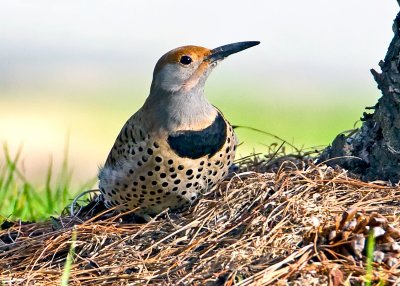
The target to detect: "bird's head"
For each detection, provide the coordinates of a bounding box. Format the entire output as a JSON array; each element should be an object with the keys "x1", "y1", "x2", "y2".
[{"x1": 150, "y1": 41, "x2": 260, "y2": 94}]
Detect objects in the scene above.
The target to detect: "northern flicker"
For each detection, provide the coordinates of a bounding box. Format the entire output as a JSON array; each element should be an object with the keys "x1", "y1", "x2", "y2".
[{"x1": 98, "y1": 41, "x2": 260, "y2": 215}]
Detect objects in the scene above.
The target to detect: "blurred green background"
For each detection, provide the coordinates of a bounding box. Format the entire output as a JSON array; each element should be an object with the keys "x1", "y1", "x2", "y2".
[{"x1": 0, "y1": 1, "x2": 397, "y2": 187}]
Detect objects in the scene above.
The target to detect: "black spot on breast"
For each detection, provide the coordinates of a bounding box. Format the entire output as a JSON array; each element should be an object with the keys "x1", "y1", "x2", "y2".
[{"x1": 167, "y1": 113, "x2": 227, "y2": 159}]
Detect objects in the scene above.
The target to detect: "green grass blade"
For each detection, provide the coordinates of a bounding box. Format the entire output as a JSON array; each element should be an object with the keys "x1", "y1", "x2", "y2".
[
  {"x1": 60, "y1": 227, "x2": 77, "y2": 286},
  {"x1": 45, "y1": 157, "x2": 54, "y2": 212},
  {"x1": 365, "y1": 232, "x2": 375, "y2": 286}
]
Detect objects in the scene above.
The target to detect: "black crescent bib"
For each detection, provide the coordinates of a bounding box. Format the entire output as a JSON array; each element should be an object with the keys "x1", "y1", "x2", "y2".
[{"x1": 167, "y1": 113, "x2": 227, "y2": 159}]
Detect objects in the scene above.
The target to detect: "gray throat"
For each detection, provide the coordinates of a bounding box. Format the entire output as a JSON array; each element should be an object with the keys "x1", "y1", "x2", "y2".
[{"x1": 141, "y1": 87, "x2": 217, "y2": 132}]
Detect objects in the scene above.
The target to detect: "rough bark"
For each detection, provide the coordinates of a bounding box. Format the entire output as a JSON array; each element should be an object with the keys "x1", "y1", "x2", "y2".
[{"x1": 320, "y1": 9, "x2": 400, "y2": 183}]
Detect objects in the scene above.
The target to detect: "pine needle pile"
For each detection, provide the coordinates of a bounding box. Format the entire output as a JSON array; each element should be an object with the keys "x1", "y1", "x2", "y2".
[{"x1": 1, "y1": 155, "x2": 400, "y2": 285}]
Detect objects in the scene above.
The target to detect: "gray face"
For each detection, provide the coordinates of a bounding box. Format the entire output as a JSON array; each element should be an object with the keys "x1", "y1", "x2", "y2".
[
  {"x1": 148, "y1": 45, "x2": 221, "y2": 97},
  {"x1": 152, "y1": 60, "x2": 210, "y2": 93}
]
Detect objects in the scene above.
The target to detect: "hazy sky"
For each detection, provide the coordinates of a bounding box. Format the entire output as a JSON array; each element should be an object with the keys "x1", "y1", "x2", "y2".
[{"x1": 0, "y1": 1, "x2": 397, "y2": 88}]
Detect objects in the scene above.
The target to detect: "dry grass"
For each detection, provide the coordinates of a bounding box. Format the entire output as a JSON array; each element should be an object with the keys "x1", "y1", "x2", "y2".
[{"x1": 1, "y1": 156, "x2": 400, "y2": 285}]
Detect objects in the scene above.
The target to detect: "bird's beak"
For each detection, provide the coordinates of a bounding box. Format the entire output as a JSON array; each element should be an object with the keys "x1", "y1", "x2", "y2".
[{"x1": 206, "y1": 41, "x2": 260, "y2": 63}]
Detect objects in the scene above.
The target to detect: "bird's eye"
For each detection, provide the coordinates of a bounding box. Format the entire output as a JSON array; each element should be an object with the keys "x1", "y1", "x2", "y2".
[{"x1": 180, "y1": 55, "x2": 192, "y2": 65}]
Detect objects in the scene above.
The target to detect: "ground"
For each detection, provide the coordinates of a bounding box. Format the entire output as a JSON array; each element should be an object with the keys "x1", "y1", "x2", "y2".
[{"x1": 1, "y1": 154, "x2": 400, "y2": 285}]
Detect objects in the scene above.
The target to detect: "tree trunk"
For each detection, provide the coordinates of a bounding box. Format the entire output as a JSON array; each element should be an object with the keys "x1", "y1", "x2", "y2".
[{"x1": 319, "y1": 8, "x2": 400, "y2": 183}]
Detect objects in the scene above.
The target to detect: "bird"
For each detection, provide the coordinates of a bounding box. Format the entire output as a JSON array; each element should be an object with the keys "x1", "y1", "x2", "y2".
[{"x1": 98, "y1": 41, "x2": 260, "y2": 215}]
